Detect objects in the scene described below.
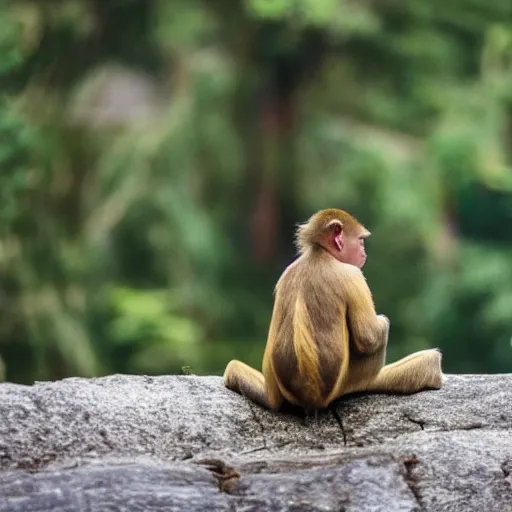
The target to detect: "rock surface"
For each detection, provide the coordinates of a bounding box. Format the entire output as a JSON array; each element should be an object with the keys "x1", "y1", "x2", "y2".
[{"x1": 0, "y1": 374, "x2": 511, "y2": 511}]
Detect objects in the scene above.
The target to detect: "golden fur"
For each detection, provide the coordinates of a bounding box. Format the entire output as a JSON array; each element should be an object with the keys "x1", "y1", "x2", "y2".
[{"x1": 224, "y1": 209, "x2": 443, "y2": 411}]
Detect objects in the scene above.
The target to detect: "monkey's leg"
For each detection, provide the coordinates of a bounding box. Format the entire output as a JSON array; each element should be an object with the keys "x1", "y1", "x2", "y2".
[
  {"x1": 223, "y1": 360, "x2": 282, "y2": 410},
  {"x1": 366, "y1": 349, "x2": 443, "y2": 394}
]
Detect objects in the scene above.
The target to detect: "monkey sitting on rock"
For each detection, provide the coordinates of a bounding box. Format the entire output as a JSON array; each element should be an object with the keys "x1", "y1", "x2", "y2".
[{"x1": 224, "y1": 208, "x2": 443, "y2": 412}]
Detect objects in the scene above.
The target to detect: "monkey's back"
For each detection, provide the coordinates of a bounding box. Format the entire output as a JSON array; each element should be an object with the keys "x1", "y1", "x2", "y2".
[{"x1": 267, "y1": 250, "x2": 351, "y2": 409}]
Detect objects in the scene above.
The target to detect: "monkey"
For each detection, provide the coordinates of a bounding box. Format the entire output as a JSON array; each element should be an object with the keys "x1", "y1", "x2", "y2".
[{"x1": 223, "y1": 208, "x2": 443, "y2": 412}]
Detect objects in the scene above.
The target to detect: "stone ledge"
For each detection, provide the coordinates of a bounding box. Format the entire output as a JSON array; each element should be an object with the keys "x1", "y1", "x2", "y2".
[{"x1": 0, "y1": 374, "x2": 511, "y2": 511}]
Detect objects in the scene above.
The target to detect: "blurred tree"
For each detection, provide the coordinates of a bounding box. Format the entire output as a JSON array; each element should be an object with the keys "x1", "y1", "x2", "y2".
[{"x1": 0, "y1": 0, "x2": 511, "y2": 383}]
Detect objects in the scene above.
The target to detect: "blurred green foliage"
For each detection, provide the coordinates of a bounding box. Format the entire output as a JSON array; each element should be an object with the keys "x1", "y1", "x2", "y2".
[{"x1": 0, "y1": 0, "x2": 511, "y2": 383}]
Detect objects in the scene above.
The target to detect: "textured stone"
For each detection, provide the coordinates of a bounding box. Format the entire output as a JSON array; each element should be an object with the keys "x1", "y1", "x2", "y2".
[{"x1": 0, "y1": 374, "x2": 511, "y2": 511}]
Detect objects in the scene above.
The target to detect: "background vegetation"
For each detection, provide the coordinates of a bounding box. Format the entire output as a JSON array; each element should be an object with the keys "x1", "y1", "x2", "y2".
[{"x1": 1, "y1": 0, "x2": 512, "y2": 384}]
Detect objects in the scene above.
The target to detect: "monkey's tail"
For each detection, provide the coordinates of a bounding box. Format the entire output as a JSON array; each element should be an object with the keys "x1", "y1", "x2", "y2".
[{"x1": 292, "y1": 294, "x2": 324, "y2": 407}]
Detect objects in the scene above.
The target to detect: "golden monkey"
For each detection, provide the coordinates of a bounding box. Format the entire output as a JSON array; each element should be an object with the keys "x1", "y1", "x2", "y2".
[{"x1": 224, "y1": 208, "x2": 443, "y2": 411}]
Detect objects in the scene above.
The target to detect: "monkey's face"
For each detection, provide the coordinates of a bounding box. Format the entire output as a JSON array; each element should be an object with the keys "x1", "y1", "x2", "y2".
[{"x1": 340, "y1": 234, "x2": 368, "y2": 269}]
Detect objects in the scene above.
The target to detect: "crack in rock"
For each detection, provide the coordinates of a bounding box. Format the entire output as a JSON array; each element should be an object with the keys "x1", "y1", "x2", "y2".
[
  {"x1": 427, "y1": 424, "x2": 489, "y2": 436},
  {"x1": 99, "y1": 429, "x2": 115, "y2": 450},
  {"x1": 456, "y1": 422, "x2": 486, "y2": 431},
  {"x1": 240, "y1": 445, "x2": 267, "y2": 456},
  {"x1": 404, "y1": 413, "x2": 425, "y2": 431},
  {"x1": 501, "y1": 460, "x2": 510, "y2": 479},
  {"x1": 331, "y1": 408, "x2": 347, "y2": 446},
  {"x1": 403, "y1": 414, "x2": 487, "y2": 434},
  {"x1": 195, "y1": 458, "x2": 241, "y2": 493},
  {"x1": 403, "y1": 454, "x2": 423, "y2": 511}
]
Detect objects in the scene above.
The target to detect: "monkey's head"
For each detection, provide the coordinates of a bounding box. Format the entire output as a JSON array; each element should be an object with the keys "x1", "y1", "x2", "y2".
[{"x1": 295, "y1": 208, "x2": 371, "y2": 268}]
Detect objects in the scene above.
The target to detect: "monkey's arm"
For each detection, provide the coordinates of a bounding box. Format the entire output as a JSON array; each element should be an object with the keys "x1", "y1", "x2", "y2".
[{"x1": 343, "y1": 266, "x2": 389, "y2": 355}]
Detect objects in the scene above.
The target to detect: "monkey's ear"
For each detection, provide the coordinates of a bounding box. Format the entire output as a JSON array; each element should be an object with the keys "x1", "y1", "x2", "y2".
[
  {"x1": 326, "y1": 219, "x2": 343, "y2": 235},
  {"x1": 326, "y1": 219, "x2": 343, "y2": 251}
]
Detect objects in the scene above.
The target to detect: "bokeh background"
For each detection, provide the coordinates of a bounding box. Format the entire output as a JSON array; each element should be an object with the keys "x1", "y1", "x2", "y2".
[{"x1": 1, "y1": 0, "x2": 512, "y2": 384}]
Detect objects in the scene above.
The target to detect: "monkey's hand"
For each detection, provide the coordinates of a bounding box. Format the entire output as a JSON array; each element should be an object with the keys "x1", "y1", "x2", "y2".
[
  {"x1": 378, "y1": 314, "x2": 390, "y2": 342},
  {"x1": 378, "y1": 314, "x2": 390, "y2": 326}
]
